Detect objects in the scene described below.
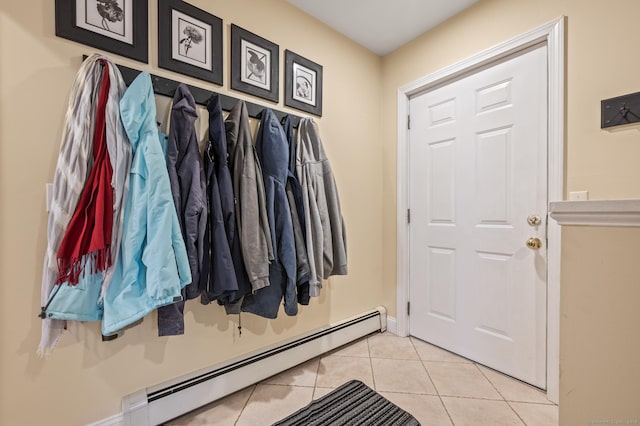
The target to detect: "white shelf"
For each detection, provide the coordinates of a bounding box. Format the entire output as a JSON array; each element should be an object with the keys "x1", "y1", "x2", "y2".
[{"x1": 549, "y1": 199, "x2": 640, "y2": 227}]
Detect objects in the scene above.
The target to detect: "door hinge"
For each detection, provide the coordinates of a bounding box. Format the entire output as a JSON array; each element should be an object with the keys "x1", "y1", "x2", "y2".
[
  {"x1": 407, "y1": 301, "x2": 410, "y2": 316},
  {"x1": 407, "y1": 209, "x2": 411, "y2": 224},
  {"x1": 407, "y1": 115, "x2": 411, "y2": 130}
]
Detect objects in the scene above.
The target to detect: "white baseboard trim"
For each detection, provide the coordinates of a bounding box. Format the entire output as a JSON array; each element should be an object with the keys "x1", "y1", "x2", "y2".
[
  {"x1": 86, "y1": 412, "x2": 124, "y2": 426},
  {"x1": 88, "y1": 309, "x2": 387, "y2": 426},
  {"x1": 386, "y1": 316, "x2": 398, "y2": 335}
]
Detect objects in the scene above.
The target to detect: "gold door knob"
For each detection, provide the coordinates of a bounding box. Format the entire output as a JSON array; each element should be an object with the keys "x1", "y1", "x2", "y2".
[
  {"x1": 526, "y1": 237, "x2": 542, "y2": 250},
  {"x1": 527, "y1": 214, "x2": 542, "y2": 226}
]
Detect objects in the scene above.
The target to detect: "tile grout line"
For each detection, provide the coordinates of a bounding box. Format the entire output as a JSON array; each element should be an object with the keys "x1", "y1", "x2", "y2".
[
  {"x1": 263, "y1": 383, "x2": 316, "y2": 388},
  {"x1": 367, "y1": 334, "x2": 377, "y2": 390},
  {"x1": 478, "y1": 364, "x2": 556, "y2": 406},
  {"x1": 474, "y1": 363, "x2": 507, "y2": 401},
  {"x1": 434, "y1": 394, "x2": 517, "y2": 402},
  {"x1": 312, "y1": 354, "x2": 322, "y2": 399},
  {"x1": 476, "y1": 363, "x2": 554, "y2": 404},
  {"x1": 410, "y1": 337, "x2": 455, "y2": 426},
  {"x1": 233, "y1": 385, "x2": 258, "y2": 426},
  {"x1": 475, "y1": 363, "x2": 527, "y2": 425},
  {"x1": 508, "y1": 400, "x2": 556, "y2": 407},
  {"x1": 505, "y1": 400, "x2": 530, "y2": 426}
]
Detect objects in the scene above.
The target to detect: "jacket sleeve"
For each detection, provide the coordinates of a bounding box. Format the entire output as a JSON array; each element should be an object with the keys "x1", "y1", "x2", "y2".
[
  {"x1": 166, "y1": 136, "x2": 182, "y2": 223},
  {"x1": 142, "y1": 150, "x2": 185, "y2": 301},
  {"x1": 197, "y1": 161, "x2": 208, "y2": 289},
  {"x1": 172, "y1": 213, "x2": 192, "y2": 288},
  {"x1": 286, "y1": 181, "x2": 310, "y2": 287},
  {"x1": 305, "y1": 177, "x2": 325, "y2": 297},
  {"x1": 184, "y1": 202, "x2": 203, "y2": 296},
  {"x1": 324, "y1": 174, "x2": 348, "y2": 277},
  {"x1": 255, "y1": 157, "x2": 275, "y2": 261},
  {"x1": 197, "y1": 197, "x2": 207, "y2": 283},
  {"x1": 238, "y1": 147, "x2": 272, "y2": 291}
]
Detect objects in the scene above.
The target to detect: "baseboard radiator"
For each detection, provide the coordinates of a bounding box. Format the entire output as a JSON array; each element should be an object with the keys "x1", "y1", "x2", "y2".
[{"x1": 122, "y1": 307, "x2": 387, "y2": 426}]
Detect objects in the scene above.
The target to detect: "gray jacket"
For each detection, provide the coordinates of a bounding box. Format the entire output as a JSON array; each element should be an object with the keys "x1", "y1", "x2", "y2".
[
  {"x1": 225, "y1": 101, "x2": 274, "y2": 291},
  {"x1": 296, "y1": 119, "x2": 348, "y2": 297}
]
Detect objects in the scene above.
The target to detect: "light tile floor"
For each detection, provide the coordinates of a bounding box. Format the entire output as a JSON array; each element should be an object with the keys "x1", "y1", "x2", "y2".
[{"x1": 167, "y1": 333, "x2": 558, "y2": 426}]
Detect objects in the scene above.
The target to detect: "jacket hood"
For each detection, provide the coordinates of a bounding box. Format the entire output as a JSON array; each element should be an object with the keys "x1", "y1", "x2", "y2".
[
  {"x1": 256, "y1": 109, "x2": 288, "y2": 179},
  {"x1": 225, "y1": 100, "x2": 251, "y2": 155},
  {"x1": 298, "y1": 118, "x2": 328, "y2": 161},
  {"x1": 120, "y1": 72, "x2": 157, "y2": 151},
  {"x1": 172, "y1": 84, "x2": 198, "y2": 118},
  {"x1": 169, "y1": 84, "x2": 199, "y2": 161}
]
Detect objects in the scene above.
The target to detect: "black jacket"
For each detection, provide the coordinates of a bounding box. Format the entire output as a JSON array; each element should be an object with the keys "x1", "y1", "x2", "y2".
[
  {"x1": 283, "y1": 116, "x2": 310, "y2": 304},
  {"x1": 200, "y1": 94, "x2": 240, "y2": 306}
]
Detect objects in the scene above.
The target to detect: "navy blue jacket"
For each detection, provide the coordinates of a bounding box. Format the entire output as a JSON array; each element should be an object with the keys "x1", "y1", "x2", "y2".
[
  {"x1": 242, "y1": 110, "x2": 297, "y2": 318},
  {"x1": 200, "y1": 94, "x2": 240, "y2": 305}
]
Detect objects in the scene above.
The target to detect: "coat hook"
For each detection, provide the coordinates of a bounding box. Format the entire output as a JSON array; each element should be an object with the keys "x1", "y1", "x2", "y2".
[{"x1": 620, "y1": 104, "x2": 629, "y2": 118}]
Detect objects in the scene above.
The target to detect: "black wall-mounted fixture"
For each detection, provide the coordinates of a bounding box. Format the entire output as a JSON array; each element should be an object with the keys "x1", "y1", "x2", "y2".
[{"x1": 601, "y1": 91, "x2": 640, "y2": 129}]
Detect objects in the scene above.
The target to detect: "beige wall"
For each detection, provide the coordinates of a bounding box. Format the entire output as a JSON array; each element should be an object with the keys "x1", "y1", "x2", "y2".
[
  {"x1": 560, "y1": 226, "x2": 640, "y2": 425},
  {"x1": 380, "y1": 0, "x2": 640, "y2": 423},
  {"x1": 0, "y1": 1, "x2": 383, "y2": 424},
  {"x1": 4, "y1": 0, "x2": 640, "y2": 424}
]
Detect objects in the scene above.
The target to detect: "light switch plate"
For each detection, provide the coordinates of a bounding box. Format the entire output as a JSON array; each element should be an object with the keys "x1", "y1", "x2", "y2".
[{"x1": 569, "y1": 191, "x2": 589, "y2": 201}]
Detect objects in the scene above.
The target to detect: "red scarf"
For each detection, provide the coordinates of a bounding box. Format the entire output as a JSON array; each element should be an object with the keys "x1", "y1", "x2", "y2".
[{"x1": 56, "y1": 60, "x2": 114, "y2": 285}]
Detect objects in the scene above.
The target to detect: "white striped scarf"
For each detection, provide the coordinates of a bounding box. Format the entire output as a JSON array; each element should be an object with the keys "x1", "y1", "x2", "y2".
[{"x1": 38, "y1": 54, "x2": 131, "y2": 356}]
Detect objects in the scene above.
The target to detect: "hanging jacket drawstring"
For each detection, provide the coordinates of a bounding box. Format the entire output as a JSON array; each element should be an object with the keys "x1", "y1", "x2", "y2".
[{"x1": 38, "y1": 284, "x2": 63, "y2": 319}]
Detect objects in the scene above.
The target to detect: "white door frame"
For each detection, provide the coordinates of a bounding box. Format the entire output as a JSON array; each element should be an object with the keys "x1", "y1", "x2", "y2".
[{"x1": 396, "y1": 17, "x2": 564, "y2": 404}]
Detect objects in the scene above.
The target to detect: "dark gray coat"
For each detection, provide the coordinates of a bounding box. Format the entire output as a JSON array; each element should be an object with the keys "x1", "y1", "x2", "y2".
[
  {"x1": 225, "y1": 101, "x2": 273, "y2": 296},
  {"x1": 157, "y1": 84, "x2": 207, "y2": 335}
]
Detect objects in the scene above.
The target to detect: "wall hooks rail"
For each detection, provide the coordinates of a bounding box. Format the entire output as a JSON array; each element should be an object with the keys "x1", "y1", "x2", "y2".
[{"x1": 83, "y1": 55, "x2": 304, "y2": 127}]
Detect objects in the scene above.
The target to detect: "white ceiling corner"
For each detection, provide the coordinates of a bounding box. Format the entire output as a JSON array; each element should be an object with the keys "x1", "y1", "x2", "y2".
[{"x1": 286, "y1": 0, "x2": 479, "y2": 56}]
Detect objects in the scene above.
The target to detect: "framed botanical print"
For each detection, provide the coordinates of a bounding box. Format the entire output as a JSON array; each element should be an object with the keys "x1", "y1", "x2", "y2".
[
  {"x1": 158, "y1": 0, "x2": 223, "y2": 85},
  {"x1": 285, "y1": 50, "x2": 322, "y2": 116},
  {"x1": 230, "y1": 24, "x2": 279, "y2": 103},
  {"x1": 55, "y1": 0, "x2": 148, "y2": 63}
]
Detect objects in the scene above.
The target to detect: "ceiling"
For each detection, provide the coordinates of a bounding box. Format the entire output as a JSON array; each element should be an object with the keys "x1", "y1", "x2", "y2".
[{"x1": 287, "y1": 0, "x2": 479, "y2": 56}]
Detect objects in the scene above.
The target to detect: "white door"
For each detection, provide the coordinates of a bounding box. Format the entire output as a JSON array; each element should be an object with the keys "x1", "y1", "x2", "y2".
[{"x1": 408, "y1": 44, "x2": 548, "y2": 388}]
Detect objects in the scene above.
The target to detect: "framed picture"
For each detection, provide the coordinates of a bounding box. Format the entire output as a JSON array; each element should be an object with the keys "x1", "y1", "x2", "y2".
[
  {"x1": 55, "y1": 0, "x2": 148, "y2": 63},
  {"x1": 285, "y1": 50, "x2": 323, "y2": 116},
  {"x1": 158, "y1": 0, "x2": 223, "y2": 85},
  {"x1": 230, "y1": 25, "x2": 279, "y2": 103}
]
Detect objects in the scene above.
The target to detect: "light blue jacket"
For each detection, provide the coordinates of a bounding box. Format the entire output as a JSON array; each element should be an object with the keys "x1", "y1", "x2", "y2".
[{"x1": 101, "y1": 72, "x2": 191, "y2": 336}]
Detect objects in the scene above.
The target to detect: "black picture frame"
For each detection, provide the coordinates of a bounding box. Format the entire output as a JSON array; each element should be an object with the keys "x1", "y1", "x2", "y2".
[
  {"x1": 158, "y1": 0, "x2": 223, "y2": 85},
  {"x1": 285, "y1": 50, "x2": 323, "y2": 116},
  {"x1": 230, "y1": 24, "x2": 279, "y2": 103},
  {"x1": 55, "y1": 0, "x2": 148, "y2": 63}
]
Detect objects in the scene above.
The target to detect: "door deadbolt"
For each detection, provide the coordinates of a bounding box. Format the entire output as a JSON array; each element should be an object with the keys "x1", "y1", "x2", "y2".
[
  {"x1": 526, "y1": 237, "x2": 542, "y2": 250},
  {"x1": 527, "y1": 215, "x2": 542, "y2": 226}
]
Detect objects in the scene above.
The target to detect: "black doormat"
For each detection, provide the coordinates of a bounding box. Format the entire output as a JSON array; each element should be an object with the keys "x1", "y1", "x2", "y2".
[{"x1": 272, "y1": 380, "x2": 421, "y2": 426}]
